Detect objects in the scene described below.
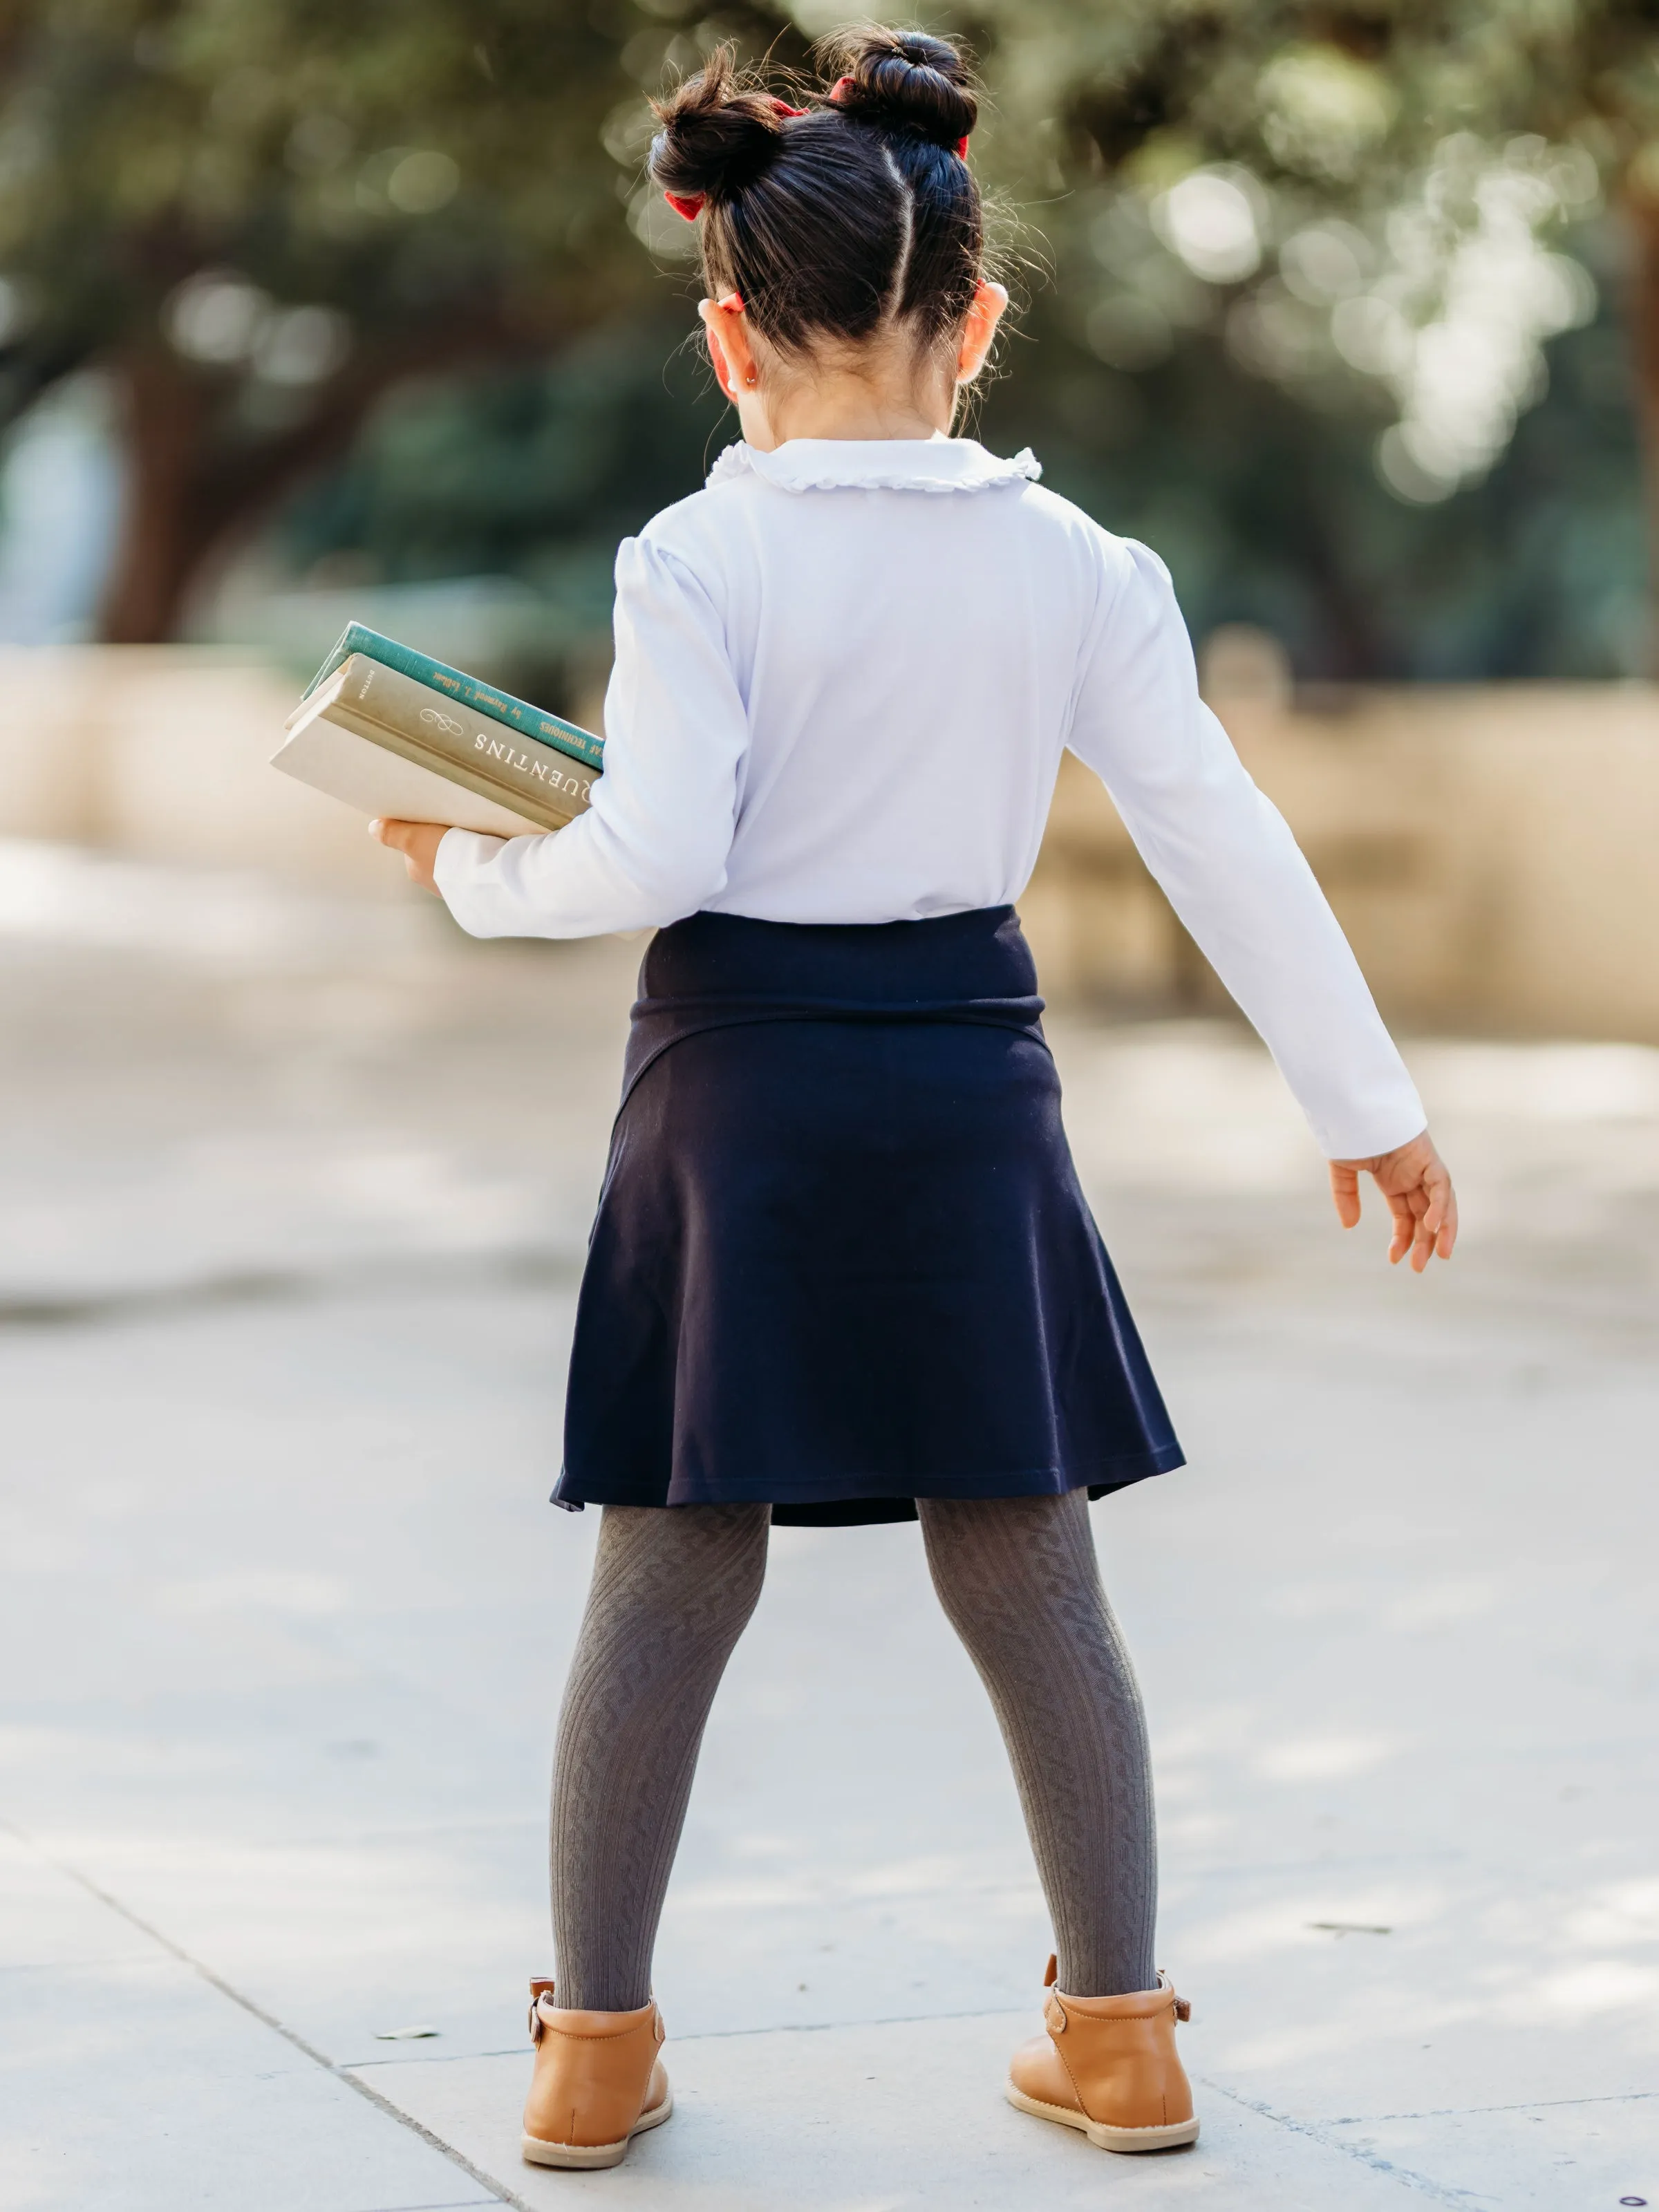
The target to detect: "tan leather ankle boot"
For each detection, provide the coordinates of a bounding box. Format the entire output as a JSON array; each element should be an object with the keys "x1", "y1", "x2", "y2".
[
  {"x1": 520, "y1": 1978, "x2": 673, "y2": 2169},
  {"x1": 1006, "y1": 1955, "x2": 1198, "y2": 2152}
]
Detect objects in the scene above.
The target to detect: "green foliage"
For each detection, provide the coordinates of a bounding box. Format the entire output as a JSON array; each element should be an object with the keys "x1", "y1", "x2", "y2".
[
  {"x1": 962, "y1": 0, "x2": 1657, "y2": 603},
  {"x1": 280, "y1": 306, "x2": 727, "y2": 613},
  {"x1": 978, "y1": 0, "x2": 1659, "y2": 195},
  {"x1": 0, "y1": 0, "x2": 799, "y2": 632},
  {"x1": 0, "y1": 1, "x2": 634, "y2": 391},
  {"x1": 0, "y1": 0, "x2": 1649, "y2": 663},
  {"x1": 286, "y1": 319, "x2": 722, "y2": 587},
  {"x1": 977, "y1": 283, "x2": 1645, "y2": 677},
  {"x1": 270, "y1": 1, "x2": 1650, "y2": 679}
]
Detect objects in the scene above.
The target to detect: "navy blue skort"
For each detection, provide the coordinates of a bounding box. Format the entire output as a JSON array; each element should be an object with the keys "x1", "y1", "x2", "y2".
[{"x1": 554, "y1": 905, "x2": 1182, "y2": 1527}]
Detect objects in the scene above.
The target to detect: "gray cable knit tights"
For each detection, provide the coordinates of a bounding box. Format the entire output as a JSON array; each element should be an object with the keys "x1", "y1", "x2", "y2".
[{"x1": 550, "y1": 1490, "x2": 1156, "y2": 2009}]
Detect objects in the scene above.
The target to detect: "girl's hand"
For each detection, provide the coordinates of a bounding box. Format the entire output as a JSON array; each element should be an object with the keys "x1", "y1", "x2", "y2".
[
  {"x1": 370, "y1": 818, "x2": 446, "y2": 894},
  {"x1": 1329, "y1": 1130, "x2": 1458, "y2": 1272}
]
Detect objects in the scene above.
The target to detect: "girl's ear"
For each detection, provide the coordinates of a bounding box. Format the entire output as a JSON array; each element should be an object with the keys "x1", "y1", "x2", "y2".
[
  {"x1": 957, "y1": 281, "x2": 1009, "y2": 385},
  {"x1": 699, "y1": 293, "x2": 758, "y2": 402}
]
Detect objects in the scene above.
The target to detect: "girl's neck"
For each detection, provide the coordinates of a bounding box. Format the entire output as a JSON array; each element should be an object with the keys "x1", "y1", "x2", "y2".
[{"x1": 741, "y1": 350, "x2": 957, "y2": 450}]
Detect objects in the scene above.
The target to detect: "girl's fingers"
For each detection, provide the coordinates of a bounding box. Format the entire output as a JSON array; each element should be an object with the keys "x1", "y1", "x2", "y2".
[
  {"x1": 1435, "y1": 1179, "x2": 1459, "y2": 1259},
  {"x1": 368, "y1": 817, "x2": 443, "y2": 892},
  {"x1": 1332, "y1": 1134, "x2": 1457, "y2": 1268},
  {"x1": 1386, "y1": 1190, "x2": 1414, "y2": 1264},
  {"x1": 1419, "y1": 1163, "x2": 1457, "y2": 1262},
  {"x1": 1329, "y1": 1162, "x2": 1362, "y2": 1228},
  {"x1": 1412, "y1": 1170, "x2": 1456, "y2": 1268},
  {"x1": 1416, "y1": 1193, "x2": 1436, "y2": 1268},
  {"x1": 1412, "y1": 1206, "x2": 1436, "y2": 1271},
  {"x1": 1399, "y1": 1187, "x2": 1423, "y2": 1270}
]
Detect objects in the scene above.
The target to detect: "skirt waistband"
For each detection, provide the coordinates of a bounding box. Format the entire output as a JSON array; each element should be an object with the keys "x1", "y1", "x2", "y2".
[{"x1": 623, "y1": 906, "x2": 1046, "y2": 1107}]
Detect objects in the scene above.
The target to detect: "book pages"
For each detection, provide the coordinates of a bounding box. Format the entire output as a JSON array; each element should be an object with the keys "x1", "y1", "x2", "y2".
[{"x1": 272, "y1": 700, "x2": 545, "y2": 837}]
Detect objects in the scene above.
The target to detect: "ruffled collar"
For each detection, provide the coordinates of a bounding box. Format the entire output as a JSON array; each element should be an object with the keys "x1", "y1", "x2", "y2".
[{"x1": 707, "y1": 437, "x2": 1042, "y2": 494}]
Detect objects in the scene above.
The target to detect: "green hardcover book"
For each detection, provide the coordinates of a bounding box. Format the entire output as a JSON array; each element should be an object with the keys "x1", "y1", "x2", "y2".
[{"x1": 303, "y1": 622, "x2": 605, "y2": 773}]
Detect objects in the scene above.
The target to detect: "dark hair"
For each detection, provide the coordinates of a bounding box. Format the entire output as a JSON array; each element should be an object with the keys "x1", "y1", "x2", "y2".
[{"x1": 648, "y1": 28, "x2": 986, "y2": 359}]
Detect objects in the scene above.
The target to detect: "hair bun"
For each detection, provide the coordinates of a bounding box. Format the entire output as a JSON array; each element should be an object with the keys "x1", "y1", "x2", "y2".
[
  {"x1": 650, "y1": 48, "x2": 789, "y2": 205},
  {"x1": 820, "y1": 27, "x2": 977, "y2": 150}
]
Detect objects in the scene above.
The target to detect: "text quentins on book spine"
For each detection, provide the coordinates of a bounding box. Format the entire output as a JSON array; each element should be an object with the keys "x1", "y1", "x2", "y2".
[{"x1": 475, "y1": 729, "x2": 591, "y2": 800}]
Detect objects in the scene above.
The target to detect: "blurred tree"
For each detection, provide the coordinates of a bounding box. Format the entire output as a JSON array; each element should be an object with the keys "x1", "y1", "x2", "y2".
[
  {"x1": 283, "y1": 308, "x2": 727, "y2": 592},
  {"x1": 0, "y1": 0, "x2": 792, "y2": 640},
  {"x1": 260, "y1": 2, "x2": 1645, "y2": 681},
  {"x1": 975, "y1": 276, "x2": 1644, "y2": 679},
  {"x1": 986, "y1": 0, "x2": 1659, "y2": 602}
]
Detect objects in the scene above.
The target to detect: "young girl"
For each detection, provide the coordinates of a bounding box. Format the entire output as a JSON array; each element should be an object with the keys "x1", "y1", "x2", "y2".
[{"x1": 374, "y1": 26, "x2": 1456, "y2": 2174}]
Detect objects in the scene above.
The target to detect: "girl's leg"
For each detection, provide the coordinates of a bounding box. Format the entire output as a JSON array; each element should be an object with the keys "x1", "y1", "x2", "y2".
[
  {"x1": 917, "y1": 1490, "x2": 1156, "y2": 1996},
  {"x1": 551, "y1": 1501, "x2": 770, "y2": 2010}
]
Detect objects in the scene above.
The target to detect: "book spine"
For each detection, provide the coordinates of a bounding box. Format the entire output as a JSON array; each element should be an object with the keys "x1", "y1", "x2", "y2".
[
  {"x1": 319, "y1": 698, "x2": 577, "y2": 834},
  {"x1": 339, "y1": 657, "x2": 596, "y2": 823},
  {"x1": 317, "y1": 624, "x2": 605, "y2": 771}
]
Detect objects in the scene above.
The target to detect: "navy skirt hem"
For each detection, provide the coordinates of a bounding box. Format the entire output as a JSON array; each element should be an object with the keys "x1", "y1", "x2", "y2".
[
  {"x1": 557, "y1": 907, "x2": 1183, "y2": 1531},
  {"x1": 550, "y1": 1441, "x2": 1186, "y2": 1522}
]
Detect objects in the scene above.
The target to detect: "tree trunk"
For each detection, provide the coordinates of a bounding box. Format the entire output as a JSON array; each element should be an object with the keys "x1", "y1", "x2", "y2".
[
  {"x1": 97, "y1": 341, "x2": 400, "y2": 644},
  {"x1": 98, "y1": 346, "x2": 215, "y2": 644},
  {"x1": 97, "y1": 329, "x2": 529, "y2": 644},
  {"x1": 96, "y1": 297, "x2": 586, "y2": 646}
]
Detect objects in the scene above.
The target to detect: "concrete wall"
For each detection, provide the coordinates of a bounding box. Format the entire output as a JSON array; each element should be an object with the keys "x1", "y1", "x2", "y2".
[
  {"x1": 1, "y1": 647, "x2": 1655, "y2": 1038},
  {"x1": 0, "y1": 646, "x2": 402, "y2": 896},
  {"x1": 1021, "y1": 682, "x2": 1659, "y2": 1041}
]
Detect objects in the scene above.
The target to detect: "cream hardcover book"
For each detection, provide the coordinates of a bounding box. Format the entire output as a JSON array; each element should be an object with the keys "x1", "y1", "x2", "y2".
[{"x1": 272, "y1": 641, "x2": 600, "y2": 838}]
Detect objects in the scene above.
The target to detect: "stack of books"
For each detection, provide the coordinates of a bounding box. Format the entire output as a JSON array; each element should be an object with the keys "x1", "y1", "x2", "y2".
[{"x1": 272, "y1": 624, "x2": 603, "y2": 836}]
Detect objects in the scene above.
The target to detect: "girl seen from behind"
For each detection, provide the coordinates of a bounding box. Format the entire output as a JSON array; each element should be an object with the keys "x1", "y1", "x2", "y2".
[{"x1": 375, "y1": 26, "x2": 1456, "y2": 2173}]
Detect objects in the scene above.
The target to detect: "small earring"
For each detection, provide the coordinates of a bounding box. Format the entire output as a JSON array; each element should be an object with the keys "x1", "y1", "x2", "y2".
[{"x1": 743, "y1": 370, "x2": 758, "y2": 387}]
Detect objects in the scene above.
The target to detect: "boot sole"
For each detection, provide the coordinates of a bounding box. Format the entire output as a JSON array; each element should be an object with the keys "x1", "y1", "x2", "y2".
[
  {"x1": 1006, "y1": 2080, "x2": 1199, "y2": 2153},
  {"x1": 522, "y1": 2088, "x2": 674, "y2": 2169}
]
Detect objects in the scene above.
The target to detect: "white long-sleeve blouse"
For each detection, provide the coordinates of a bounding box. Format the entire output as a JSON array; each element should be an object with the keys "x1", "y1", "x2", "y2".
[{"x1": 434, "y1": 436, "x2": 1424, "y2": 1159}]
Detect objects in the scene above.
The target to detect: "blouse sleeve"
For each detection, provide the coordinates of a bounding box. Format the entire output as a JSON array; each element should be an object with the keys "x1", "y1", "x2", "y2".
[
  {"x1": 433, "y1": 534, "x2": 747, "y2": 940},
  {"x1": 1067, "y1": 536, "x2": 1425, "y2": 1160}
]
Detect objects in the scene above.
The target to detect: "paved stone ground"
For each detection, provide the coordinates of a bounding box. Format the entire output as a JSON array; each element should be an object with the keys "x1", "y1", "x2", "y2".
[{"x1": 2, "y1": 841, "x2": 1656, "y2": 2210}]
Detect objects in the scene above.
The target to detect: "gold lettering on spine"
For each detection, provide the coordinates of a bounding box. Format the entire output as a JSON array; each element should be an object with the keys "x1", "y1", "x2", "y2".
[{"x1": 470, "y1": 730, "x2": 588, "y2": 803}]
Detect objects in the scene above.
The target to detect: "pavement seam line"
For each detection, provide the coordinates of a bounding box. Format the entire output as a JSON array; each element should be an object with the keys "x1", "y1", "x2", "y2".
[
  {"x1": 1329, "y1": 2088, "x2": 1659, "y2": 2124},
  {"x1": 1, "y1": 1819, "x2": 529, "y2": 2212},
  {"x1": 1197, "y1": 2077, "x2": 1479, "y2": 2205}
]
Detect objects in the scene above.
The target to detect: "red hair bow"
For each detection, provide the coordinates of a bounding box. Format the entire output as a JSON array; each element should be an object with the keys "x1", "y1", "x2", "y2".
[{"x1": 827, "y1": 75, "x2": 969, "y2": 158}]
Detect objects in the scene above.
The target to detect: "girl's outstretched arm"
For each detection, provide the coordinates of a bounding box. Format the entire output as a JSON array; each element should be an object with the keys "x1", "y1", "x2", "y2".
[
  {"x1": 1066, "y1": 533, "x2": 1428, "y2": 1168},
  {"x1": 1065, "y1": 530, "x2": 1459, "y2": 1267}
]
